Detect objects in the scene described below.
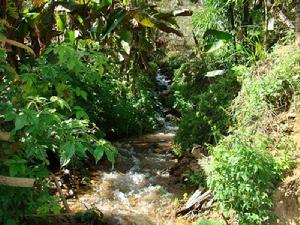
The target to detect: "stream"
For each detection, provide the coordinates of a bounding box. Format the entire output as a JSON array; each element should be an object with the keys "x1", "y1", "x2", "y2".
[{"x1": 68, "y1": 70, "x2": 195, "y2": 225}]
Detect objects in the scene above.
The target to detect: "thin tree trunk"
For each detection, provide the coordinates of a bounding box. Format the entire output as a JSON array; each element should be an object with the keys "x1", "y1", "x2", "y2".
[
  {"x1": 264, "y1": 0, "x2": 269, "y2": 51},
  {"x1": 296, "y1": 0, "x2": 300, "y2": 46}
]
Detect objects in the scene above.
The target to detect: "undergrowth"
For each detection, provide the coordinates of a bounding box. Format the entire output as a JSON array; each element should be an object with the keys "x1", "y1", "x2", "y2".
[
  {"x1": 170, "y1": 54, "x2": 240, "y2": 149},
  {"x1": 208, "y1": 47, "x2": 299, "y2": 225}
]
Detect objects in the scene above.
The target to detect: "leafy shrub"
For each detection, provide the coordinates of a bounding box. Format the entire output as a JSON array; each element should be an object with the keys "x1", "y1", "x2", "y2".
[
  {"x1": 232, "y1": 49, "x2": 300, "y2": 129},
  {"x1": 90, "y1": 71, "x2": 158, "y2": 138},
  {"x1": 0, "y1": 41, "x2": 160, "y2": 224},
  {"x1": 207, "y1": 130, "x2": 283, "y2": 225},
  {"x1": 171, "y1": 58, "x2": 239, "y2": 149},
  {"x1": 0, "y1": 45, "x2": 118, "y2": 224},
  {"x1": 207, "y1": 48, "x2": 299, "y2": 225}
]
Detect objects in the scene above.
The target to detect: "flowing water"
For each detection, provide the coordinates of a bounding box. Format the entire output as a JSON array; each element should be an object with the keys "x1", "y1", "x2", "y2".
[{"x1": 68, "y1": 71, "x2": 195, "y2": 225}]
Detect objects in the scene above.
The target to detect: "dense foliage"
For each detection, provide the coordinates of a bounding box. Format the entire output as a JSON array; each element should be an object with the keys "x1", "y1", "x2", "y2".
[
  {"x1": 207, "y1": 47, "x2": 299, "y2": 224},
  {"x1": 0, "y1": 0, "x2": 300, "y2": 224},
  {"x1": 0, "y1": 0, "x2": 189, "y2": 224},
  {"x1": 168, "y1": 1, "x2": 298, "y2": 224},
  {"x1": 171, "y1": 54, "x2": 239, "y2": 149}
]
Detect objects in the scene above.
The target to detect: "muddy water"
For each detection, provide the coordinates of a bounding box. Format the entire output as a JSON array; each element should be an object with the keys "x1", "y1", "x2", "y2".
[
  {"x1": 69, "y1": 72, "x2": 195, "y2": 225},
  {"x1": 69, "y1": 130, "x2": 195, "y2": 225}
]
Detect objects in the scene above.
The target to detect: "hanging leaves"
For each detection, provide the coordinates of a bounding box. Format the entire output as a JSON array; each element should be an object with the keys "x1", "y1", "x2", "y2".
[{"x1": 203, "y1": 29, "x2": 233, "y2": 52}]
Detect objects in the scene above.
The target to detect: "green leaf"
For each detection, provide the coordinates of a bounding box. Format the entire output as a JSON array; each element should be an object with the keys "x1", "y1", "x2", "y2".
[
  {"x1": 66, "y1": 30, "x2": 76, "y2": 46},
  {"x1": 60, "y1": 141, "x2": 75, "y2": 167},
  {"x1": 74, "y1": 106, "x2": 89, "y2": 120},
  {"x1": 96, "y1": 140, "x2": 116, "y2": 164},
  {"x1": 4, "y1": 158, "x2": 27, "y2": 176},
  {"x1": 102, "y1": 9, "x2": 126, "y2": 39},
  {"x1": 129, "y1": 9, "x2": 183, "y2": 36},
  {"x1": 93, "y1": 146, "x2": 105, "y2": 163},
  {"x1": 56, "y1": 13, "x2": 67, "y2": 32},
  {"x1": 15, "y1": 113, "x2": 29, "y2": 130},
  {"x1": 203, "y1": 29, "x2": 233, "y2": 41},
  {"x1": 75, "y1": 87, "x2": 88, "y2": 101},
  {"x1": 204, "y1": 40, "x2": 225, "y2": 53},
  {"x1": 105, "y1": 148, "x2": 115, "y2": 164},
  {"x1": 50, "y1": 96, "x2": 71, "y2": 110},
  {"x1": 75, "y1": 142, "x2": 86, "y2": 158}
]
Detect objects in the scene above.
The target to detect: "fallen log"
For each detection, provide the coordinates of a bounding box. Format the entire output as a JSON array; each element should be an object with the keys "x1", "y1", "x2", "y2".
[
  {"x1": 176, "y1": 189, "x2": 212, "y2": 216},
  {"x1": 0, "y1": 175, "x2": 35, "y2": 187}
]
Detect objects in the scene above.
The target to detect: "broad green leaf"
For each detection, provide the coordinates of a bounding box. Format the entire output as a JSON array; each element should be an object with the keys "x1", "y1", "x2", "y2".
[
  {"x1": 50, "y1": 96, "x2": 71, "y2": 110},
  {"x1": 15, "y1": 113, "x2": 29, "y2": 130},
  {"x1": 4, "y1": 158, "x2": 27, "y2": 176},
  {"x1": 93, "y1": 146, "x2": 105, "y2": 163},
  {"x1": 203, "y1": 29, "x2": 233, "y2": 41},
  {"x1": 74, "y1": 106, "x2": 89, "y2": 120},
  {"x1": 60, "y1": 141, "x2": 75, "y2": 167},
  {"x1": 96, "y1": 140, "x2": 116, "y2": 164},
  {"x1": 66, "y1": 30, "x2": 76, "y2": 46},
  {"x1": 75, "y1": 142, "x2": 86, "y2": 158},
  {"x1": 204, "y1": 40, "x2": 225, "y2": 53},
  {"x1": 56, "y1": 13, "x2": 67, "y2": 32},
  {"x1": 105, "y1": 148, "x2": 115, "y2": 163},
  {"x1": 75, "y1": 87, "x2": 87, "y2": 100}
]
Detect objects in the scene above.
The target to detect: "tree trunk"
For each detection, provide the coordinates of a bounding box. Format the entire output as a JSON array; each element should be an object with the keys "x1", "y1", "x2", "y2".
[
  {"x1": 296, "y1": 0, "x2": 300, "y2": 46},
  {"x1": 264, "y1": 0, "x2": 269, "y2": 51}
]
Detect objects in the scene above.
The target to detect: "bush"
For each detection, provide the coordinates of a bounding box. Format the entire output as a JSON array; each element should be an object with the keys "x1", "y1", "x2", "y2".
[
  {"x1": 171, "y1": 58, "x2": 239, "y2": 149},
  {"x1": 232, "y1": 49, "x2": 300, "y2": 129},
  {"x1": 207, "y1": 130, "x2": 282, "y2": 225}
]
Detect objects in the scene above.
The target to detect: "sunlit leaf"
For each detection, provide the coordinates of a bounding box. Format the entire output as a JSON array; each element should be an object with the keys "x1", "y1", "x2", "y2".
[
  {"x1": 121, "y1": 40, "x2": 131, "y2": 54},
  {"x1": 205, "y1": 70, "x2": 225, "y2": 77},
  {"x1": 60, "y1": 141, "x2": 75, "y2": 167},
  {"x1": 93, "y1": 146, "x2": 105, "y2": 163},
  {"x1": 204, "y1": 40, "x2": 225, "y2": 53},
  {"x1": 50, "y1": 96, "x2": 71, "y2": 110}
]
